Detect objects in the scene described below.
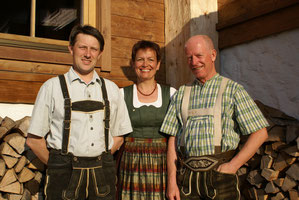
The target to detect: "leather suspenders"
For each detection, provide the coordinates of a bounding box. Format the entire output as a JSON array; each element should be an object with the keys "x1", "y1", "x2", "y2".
[
  {"x1": 58, "y1": 75, "x2": 72, "y2": 155},
  {"x1": 97, "y1": 78, "x2": 110, "y2": 153},
  {"x1": 58, "y1": 75, "x2": 110, "y2": 155}
]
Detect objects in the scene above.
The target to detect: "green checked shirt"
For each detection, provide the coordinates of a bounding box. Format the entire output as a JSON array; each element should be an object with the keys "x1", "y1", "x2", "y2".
[{"x1": 160, "y1": 74, "x2": 269, "y2": 156}]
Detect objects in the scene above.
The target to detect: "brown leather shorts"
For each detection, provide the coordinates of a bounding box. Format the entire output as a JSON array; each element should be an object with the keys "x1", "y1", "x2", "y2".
[
  {"x1": 177, "y1": 151, "x2": 240, "y2": 200},
  {"x1": 45, "y1": 149, "x2": 116, "y2": 200}
]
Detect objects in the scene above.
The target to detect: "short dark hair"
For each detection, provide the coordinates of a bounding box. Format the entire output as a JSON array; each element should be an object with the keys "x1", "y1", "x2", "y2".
[
  {"x1": 131, "y1": 40, "x2": 161, "y2": 62},
  {"x1": 69, "y1": 24, "x2": 105, "y2": 51}
]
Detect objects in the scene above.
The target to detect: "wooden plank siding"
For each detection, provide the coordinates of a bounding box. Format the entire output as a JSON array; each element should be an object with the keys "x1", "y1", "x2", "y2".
[
  {"x1": 104, "y1": 0, "x2": 166, "y2": 86},
  {"x1": 0, "y1": 0, "x2": 165, "y2": 104},
  {"x1": 217, "y1": 0, "x2": 299, "y2": 49}
]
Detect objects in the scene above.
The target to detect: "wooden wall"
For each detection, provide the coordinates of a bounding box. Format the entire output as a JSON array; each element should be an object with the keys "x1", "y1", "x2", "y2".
[
  {"x1": 0, "y1": 40, "x2": 71, "y2": 104},
  {"x1": 164, "y1": 0, "x2": 219, "y2": 89},
  {"x1": 102, "y1": 0, "x2": 165, "y2": 87},
  {"x1": 217, "y1": 0, "x2": 299, "y2": 49},
  {"x1": 0, "y1": 0, "x2": 165, "y2": 104}
]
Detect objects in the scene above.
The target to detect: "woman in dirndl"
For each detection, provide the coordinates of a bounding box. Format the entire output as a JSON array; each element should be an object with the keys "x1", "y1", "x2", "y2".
[{"x1": 118, "y1": 40, "x2": 176, "y2": 200}]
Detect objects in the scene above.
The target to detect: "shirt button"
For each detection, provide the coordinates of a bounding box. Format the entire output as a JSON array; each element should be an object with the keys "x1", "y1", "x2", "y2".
[
  {"x1": 90, "y1": 115, "x2": 93, "y2": 119},
  {"x1": 90, "y1": 127, "x2": 93, "y2": 130},
  {"x1": 91, "y1": 143, "x2": 94, "y2": 146},
  {"x1": 88, "y1": 94, "x2": 91, "y2": 98}
]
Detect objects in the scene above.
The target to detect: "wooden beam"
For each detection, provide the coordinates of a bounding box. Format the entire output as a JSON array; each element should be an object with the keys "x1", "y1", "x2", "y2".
[
  {"x1": 111, "y1": 0, "x2": 164, "y2": 23},
  {"x1": 218, "y1": 4, "x2": 299, "y2": 49},
  {"x1": 217, "y1": 0, "x2": 299, "y2": 30},
  {"x1": 0, "y1": 71, "x2": 54, "y2": 83},
  {"x1": 0, "y1": 33, "x2": 69, "y2": 53},
  {"x1": 0, "y1": 80, "x2": 42, "y2": 104},
  {"x1": 111, "y1": 36, "x2": 164, "y2": 59},
  {"x1": 30, "y1": 0, "x2": 36, "y2": 37},
  {"x1": 98, "y1": 0, "x2": 111, "y2": 72},
  {"x1": 148, "y1": 0, "x2": 164, "y2": 3},
  {"x1": 0, "y1": 59, "x2": 70, "y2": 75},
  {"x1": 0, "y1": 46, "x2": 72, "y2": 65},
  {"x1": 82, "y1": 0, "x2": 97, "y2": 27},
  {"x1": 111, "y1": 15, "x2": 164, "y2": 43}
]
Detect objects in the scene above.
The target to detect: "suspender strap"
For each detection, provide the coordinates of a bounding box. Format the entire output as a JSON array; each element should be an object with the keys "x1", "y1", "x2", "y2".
[
  {"x1": 180, "y1": 78, "x2": 229, "y2": 154},
  {"x1": 58, "y1": 75, "x2": 111, "y2": 154},
  {"x1": 213, "y1": 78, "x2": 228, "y2": 153},
  {"x1": 98, "y1": 77, "x2": 110, "y2": 152},
  {"x1": 58, "y1": 75, "x2": 72, "y2": 155},
  {"x1": 181, "y1": 84, "x2": 192, "y2": 147}
]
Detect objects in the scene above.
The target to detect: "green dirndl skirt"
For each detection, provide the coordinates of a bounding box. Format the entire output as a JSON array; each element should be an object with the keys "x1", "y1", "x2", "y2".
[{"x1": 119, "y1": 137, "x2": 167, "y2": 200}]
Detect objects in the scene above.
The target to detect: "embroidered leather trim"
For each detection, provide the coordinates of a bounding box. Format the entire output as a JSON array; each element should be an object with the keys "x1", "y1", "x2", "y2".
[{"x1": 183, "y1": 156, "x2": 219, "y2": 172}]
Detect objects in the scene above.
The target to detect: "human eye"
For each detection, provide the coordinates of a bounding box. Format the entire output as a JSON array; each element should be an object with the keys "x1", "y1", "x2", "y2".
[
  {"x1": 136, "y1": 58, "x2": 144, "y2": 62},
  {"x1": 148, "y1": 58, "x2": 155, "y2": 62},
  {"x1": 91, "y1": 47, "x2": 98, "y2": 52}
]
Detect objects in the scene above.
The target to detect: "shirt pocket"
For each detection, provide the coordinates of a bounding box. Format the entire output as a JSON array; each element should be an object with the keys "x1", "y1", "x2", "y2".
[{"x1": 185, "y1": 116, "x2": 213, "y2": 150}]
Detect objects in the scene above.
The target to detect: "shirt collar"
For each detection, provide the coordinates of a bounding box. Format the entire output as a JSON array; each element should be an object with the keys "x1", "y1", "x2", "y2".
[
  {"x1": 194, "y1": 73, "x2": 220, "y2": 86},
  {"x1": 67, "y1": 67, "x2": 101, "y2": 85}
]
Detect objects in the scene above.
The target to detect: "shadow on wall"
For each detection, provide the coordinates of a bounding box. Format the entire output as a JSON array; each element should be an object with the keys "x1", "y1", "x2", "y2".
[
  {"x1": 119, "y1": 11, "x2": 219, "y2": 89},
  {"x1": 164, "y1": 11, "x2": 219, "y2": 89}
]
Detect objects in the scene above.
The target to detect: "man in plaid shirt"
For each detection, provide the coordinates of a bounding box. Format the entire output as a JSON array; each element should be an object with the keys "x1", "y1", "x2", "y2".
[{"x1": 160, "y1": 35, "x2": 269, "y2": 200}]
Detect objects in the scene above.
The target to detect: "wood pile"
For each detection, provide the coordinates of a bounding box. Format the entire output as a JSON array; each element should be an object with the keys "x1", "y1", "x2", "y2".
[
  {"x1": 0, "y1": 116, "x2": 45, "y2": 200},
  {"x1": 239, "y1": 101, "x2": 299, "y2": 200}
]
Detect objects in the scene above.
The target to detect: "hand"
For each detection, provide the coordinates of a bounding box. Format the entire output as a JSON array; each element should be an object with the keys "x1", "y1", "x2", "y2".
[
  {"x1": 167, "y1": 182, "x2": 181, "y2": 200},
  {"x1": 216, "y1": 162, "x2": 238, "y2": 174}
]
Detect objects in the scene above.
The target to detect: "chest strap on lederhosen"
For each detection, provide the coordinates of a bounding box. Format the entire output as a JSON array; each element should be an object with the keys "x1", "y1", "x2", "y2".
[
  {"x1": 180, "y1": 77, "x2": 229, "y2": 155},
  {"x1": 58, "y1": 75, "x2": 110, "y2": 155}
]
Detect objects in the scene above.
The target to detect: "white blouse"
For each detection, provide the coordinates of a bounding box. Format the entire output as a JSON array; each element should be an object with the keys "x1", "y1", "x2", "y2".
[{"x1": 120, "y1": 84, "x2": 176, "y2": 108}]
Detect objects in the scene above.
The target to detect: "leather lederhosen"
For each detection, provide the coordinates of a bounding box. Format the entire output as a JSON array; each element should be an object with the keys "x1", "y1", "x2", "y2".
[
  {"x1": 177, "y1": 77, "x2": 240, "y2": 200},
  {"x1": 45, "y1": 75, "x2": 116, "y2": 200}
]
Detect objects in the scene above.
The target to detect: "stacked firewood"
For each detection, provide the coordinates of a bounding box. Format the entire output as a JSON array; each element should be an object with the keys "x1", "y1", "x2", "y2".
[
  {"x1": 0, "y1": 116, "x2": 45, "y2": 200},
  {"x1": 0, "y1": 100, "x2": 298, "y2": 200},
  {"x1": 239, "y1": 101, "x2": 299, "y2": 200}
]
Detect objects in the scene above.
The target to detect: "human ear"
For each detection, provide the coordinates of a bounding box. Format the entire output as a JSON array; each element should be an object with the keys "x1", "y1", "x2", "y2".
[
  {"x1": 211, "y1": 49, "x2": 217, "y2": 62},
  {"x1": 68, "y1": 46, "x2": 74, "y2": 55}
]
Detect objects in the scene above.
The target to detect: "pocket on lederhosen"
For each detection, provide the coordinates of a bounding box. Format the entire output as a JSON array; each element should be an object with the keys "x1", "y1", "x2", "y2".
[
  {"x1": 45, "y1": 150, "x2": 73, "y2": 200},
  {"x1": 62, "y1": 152, "x2": 116, "y2": 199},
  {"x1": 211, "y1": 170, "x2": 240, "y2": 200}
]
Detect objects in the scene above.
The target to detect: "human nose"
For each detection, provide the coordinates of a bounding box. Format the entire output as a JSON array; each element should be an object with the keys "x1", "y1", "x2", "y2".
[
  {"x1": 191, "y1": 55, "x2": 197, "y2": 65},
  {"x1": 142, "y1": 59, "x2": 150, "y2": 67},
  {"x1": 84, "y1": 48, "x2": 91, "y2": 58}
]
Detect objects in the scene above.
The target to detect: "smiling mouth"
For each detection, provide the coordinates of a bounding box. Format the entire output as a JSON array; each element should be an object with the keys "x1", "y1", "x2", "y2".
[
  {"x1": 82, "y1": 59, "x2": 91, "y2": 64},
  {"x1": 192, "y1": 66, "x2": 203, "y2": 70},
  {"x1": 140, "y1": 69, "x2": 150, "y2": 72}
]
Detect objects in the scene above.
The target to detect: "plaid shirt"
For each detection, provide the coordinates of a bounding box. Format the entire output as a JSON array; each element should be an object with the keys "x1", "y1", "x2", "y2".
[{"x1": 160, "y1": 74, "x2": 269, "y2": 156}]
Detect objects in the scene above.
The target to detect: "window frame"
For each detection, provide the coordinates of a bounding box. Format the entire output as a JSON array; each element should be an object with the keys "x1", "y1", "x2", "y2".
[{"x1": 0, "y1": 0, "x2": 111, "y2": 71}]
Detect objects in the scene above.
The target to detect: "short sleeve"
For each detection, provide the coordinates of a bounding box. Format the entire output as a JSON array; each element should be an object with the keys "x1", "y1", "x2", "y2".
[
  {"x1": 233, "y1": 85, "x2": 269, "y2": 135},
  {"x1": 28, "y1": 79, "x2": 54, "y2": 137},
  {"x1": 109, "y1": 86, "x2": 132, "y2": 137},
  {"x1": 160, "y1": 91, "x2": 181, "y2": 136}
]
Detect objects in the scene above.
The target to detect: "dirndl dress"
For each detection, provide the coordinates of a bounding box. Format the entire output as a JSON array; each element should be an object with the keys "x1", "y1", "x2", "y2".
[{"x1": 118, "y1": 84, "x2": 170, "y2": 200}]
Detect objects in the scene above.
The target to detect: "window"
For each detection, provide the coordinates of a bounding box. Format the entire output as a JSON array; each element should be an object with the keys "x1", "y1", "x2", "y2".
[
  {"x1": 0, "y1": 0, "x2": 111, "y2": 71},
  {"x1": 1, "y1": 0, "x2": 81, "y2": 40}
]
